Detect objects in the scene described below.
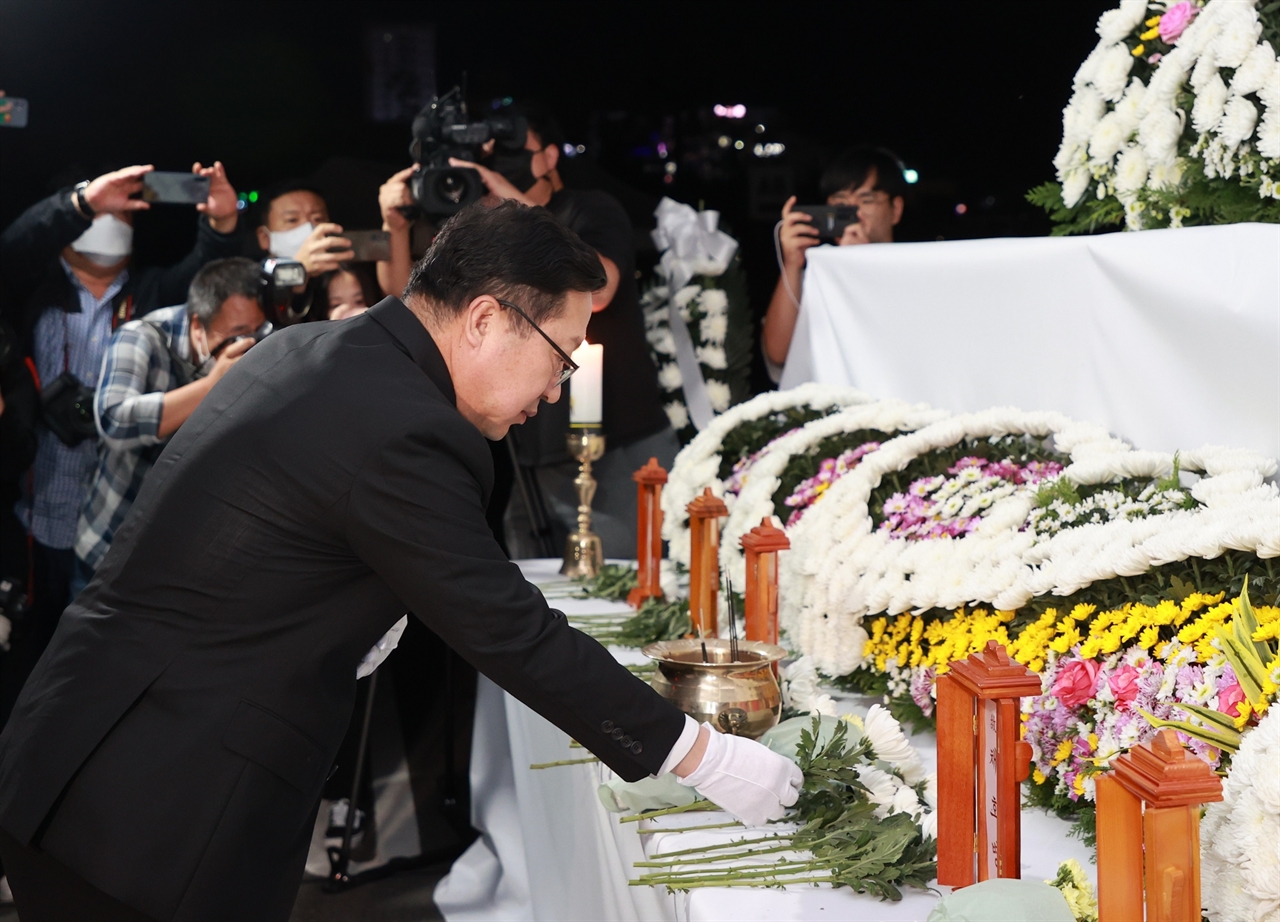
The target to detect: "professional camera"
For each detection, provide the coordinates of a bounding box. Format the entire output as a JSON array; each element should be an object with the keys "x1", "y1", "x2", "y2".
[
  {"x1": 408, "y1": 86, "x2": 529, "y2": 216},
  {"x1": 260, "y1": 258, "x2": 305, "y2": 313}
]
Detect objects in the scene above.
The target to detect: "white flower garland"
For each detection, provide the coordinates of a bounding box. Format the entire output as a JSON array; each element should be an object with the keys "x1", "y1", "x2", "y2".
[
  {"x1": 1200, "y1": 705, "x2": 1280, "y2": 922},
  {"x1": 661, "y1": 384, "x2": 870, "y2": 571},
  {"x1": 1056, "y1": 0, "x2": 1280, "y2": 228},
  {"x1": 781, "y1": 406, "x2": 1278, "y2": 675},
  {"x1": 642, "y1": 283, "x2": 734, "y2": 433},
  {"x1": 717, "y1": 400, "x2": 948, "y2": 593}
]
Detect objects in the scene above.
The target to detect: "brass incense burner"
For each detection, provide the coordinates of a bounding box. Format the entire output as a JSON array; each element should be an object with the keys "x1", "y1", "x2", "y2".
[{"x1": 642, "y1": 638, "x2": 786, "y2": 740}]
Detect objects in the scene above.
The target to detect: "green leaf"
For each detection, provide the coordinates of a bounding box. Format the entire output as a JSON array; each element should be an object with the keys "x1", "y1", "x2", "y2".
[{"x1": 1140, "y1": 709, "x2": 1241, "y2": 753}]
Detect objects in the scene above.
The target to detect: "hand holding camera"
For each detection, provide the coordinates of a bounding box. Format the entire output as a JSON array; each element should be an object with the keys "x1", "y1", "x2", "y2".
[
  {"x1": 82, "y1": 165, "x2": 156, "y2": 216},
  {"x1": 379, "y1": 166, "x2": 417, "y2": 232},
  {"x1": 292, "y1": 223, "x2": 353, "y2": 278},
  {"x1": 191, "y1": 161, "x2": 239, "y2": 233},
  {"x1": 206, "y1": 336, "x2": 256, "y2": 383}
]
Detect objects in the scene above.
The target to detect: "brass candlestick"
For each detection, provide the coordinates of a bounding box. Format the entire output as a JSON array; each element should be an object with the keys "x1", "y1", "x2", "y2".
[{"x1": 561, "y1": 428, "x2": 607, "y2": 578}]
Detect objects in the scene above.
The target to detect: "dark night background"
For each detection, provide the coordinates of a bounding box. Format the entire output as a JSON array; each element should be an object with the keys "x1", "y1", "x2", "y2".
[{"x1": 0, "y1": 0, "x2": 1114, "y2": 346}]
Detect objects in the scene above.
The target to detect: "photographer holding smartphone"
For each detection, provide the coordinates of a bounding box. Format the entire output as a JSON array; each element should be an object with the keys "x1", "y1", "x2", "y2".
[{"x1": 761, "y1": 146, "x2": 906, "y2": 379}]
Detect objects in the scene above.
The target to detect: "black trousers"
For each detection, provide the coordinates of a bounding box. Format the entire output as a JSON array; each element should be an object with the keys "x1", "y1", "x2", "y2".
[{"x1": 0, "y1": 825, "x2": 156, "y2": 922}]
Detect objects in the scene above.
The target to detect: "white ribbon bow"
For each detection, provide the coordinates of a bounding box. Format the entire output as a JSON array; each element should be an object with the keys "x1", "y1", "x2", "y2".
[{"x1": 651, "y1": 197, "x2": 739, "y2": 291}]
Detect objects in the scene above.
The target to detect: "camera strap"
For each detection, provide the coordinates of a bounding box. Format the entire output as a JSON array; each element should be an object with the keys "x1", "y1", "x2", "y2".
[{"x1": 140, "y1": 320, "x2": 195, "y2": 389}]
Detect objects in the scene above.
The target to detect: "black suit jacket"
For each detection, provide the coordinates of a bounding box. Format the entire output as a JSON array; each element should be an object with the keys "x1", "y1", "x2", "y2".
[{"x1": 0, "y1": 297, "x2": 686, "y2": 922}]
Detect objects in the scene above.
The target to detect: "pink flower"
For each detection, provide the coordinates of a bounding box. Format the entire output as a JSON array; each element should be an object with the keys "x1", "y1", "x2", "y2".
[
  {"x1": 1109, "y1": 665, "x2": 1141, "y2": 711},
  {"x1": 1148, "y1": 53, "x2": 1163, "y2": 64},
  {"x1": 1159, "y1": 2, "x2": 1196, "y2": 44},
  {"x1": 1051, "y1": 659, "x2": 1102, "y2": 708},
  {"x1": 1216, "y1": 681, "x2": 1246, "y2": 720}
]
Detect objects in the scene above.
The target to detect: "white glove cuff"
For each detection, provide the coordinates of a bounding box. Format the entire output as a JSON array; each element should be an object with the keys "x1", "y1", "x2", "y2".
[
  {"x1": 658, "y1": 714, "x2": 701, "y2": 776},
  {"x1": 675, "y1": 722, "x2": 724, "y2": 788}
]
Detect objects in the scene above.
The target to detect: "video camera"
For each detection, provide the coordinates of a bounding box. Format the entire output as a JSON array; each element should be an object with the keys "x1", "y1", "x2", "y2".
[{"x1": 408, "y1": 86, "x2": 529, "y2": 216}]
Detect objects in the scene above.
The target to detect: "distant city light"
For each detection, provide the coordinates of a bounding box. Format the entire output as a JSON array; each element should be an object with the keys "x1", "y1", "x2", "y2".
[
  {"x1": 903, "y1": 168, "x2": 919, "y2": 184},
  {"x1": 717, "y1": 135, "x2": 731, "y2": 148},
  {"x1": 754, "y1": 124, "x2": 765, "y2": 134},
  {"x1": 955, "y1": 203, "x2": 968, "y2": 215},
  {"x1": 733, "y1": 139, "x2": 745, "y2": 150},
  {"x1": 752, "y1": 142, "x2": 786, "y2": 158},
  {"x1": 562, "y1": 143, "x2": 577, "y2": 157},
  {"x1": 657, "y1": 142, "x2": 668, "y2": 158},
  {"x1": 713, "y1": 104, "x2": 747, "y2": 119},
  {"x1": 665, "y1": 162, "x2": 677, "y2": 174},
  {"x1": 576, "y1": 144, "x2": 585, "y2": 153}
]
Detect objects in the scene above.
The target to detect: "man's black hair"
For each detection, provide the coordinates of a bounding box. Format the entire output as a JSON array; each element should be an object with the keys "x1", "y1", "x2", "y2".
[
  {"x1": 187, "y1": 257, "x2": 262, "y2": 325},
  {"x1": 404, "y1": 200, "x2": 605, "y2": 329},
  {"x1": 820, "y1": 146, "x2": 908, "y2": 201},
  {"x1": 510, "y1": 100, "x2": 565, "y2": 153},
  {"x1": 253, "y1": 179, "x2": 327, "y2": 228}
]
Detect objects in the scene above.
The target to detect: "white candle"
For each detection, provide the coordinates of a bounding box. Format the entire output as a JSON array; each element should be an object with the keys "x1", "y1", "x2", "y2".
[{"x1": 569, "y1": 341, "x2": 603, "y2": 426}]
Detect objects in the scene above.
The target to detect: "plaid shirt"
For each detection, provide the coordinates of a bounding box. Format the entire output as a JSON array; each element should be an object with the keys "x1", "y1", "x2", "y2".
[{"x1": 75, "y1": 305, "x2": 194, "y2": 569}]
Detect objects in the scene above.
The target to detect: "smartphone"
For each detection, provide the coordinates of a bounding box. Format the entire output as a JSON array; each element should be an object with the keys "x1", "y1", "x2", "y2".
[
  {"x1": 341, "y1": 229, "x2": 392, "y2": 262},
  {"x1": 792, "y1": 205, "x2": 859, "y2": 243},
  {"x1": 141, "y1": 172, "x2": 211, "y2": 205},
  {"x1": 0, "y1": 98, "x2": 28, "y2": 128}
]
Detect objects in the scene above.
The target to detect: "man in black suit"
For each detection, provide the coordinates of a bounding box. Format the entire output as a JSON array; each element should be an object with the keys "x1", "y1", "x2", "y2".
[{"x1": 0, "y1": 201, "x2": 801, "y2": 922}]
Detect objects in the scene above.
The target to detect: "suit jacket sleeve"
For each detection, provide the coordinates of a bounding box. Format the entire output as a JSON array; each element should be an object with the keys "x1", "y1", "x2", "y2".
[
  {"x1": 0, "y1": 188, "x2": 92, "y2": 319},
  {"x1": 342, "y1": 415, "x2": 687, "y2": 781}
]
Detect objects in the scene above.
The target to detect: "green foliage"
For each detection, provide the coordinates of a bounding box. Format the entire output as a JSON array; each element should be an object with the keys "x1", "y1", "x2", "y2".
[
  {"x1": 1026, "y1": 182, "x2": 1123, "y2": 237},
  {"x1": 609, "y1": 597, "x2": 692, "y2": 647},
  {"x1": 575, "y1": 563, "x2": 638, "y2": 601},
  {"x1": 716, "y1": 406, "x2": 834, "y2": 481},
  {"x1": 769, "y1": 430, "x2": 887, "y2": 515}
]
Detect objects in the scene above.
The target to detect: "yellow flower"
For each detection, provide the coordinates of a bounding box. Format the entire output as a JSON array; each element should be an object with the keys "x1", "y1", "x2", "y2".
[
  {"x1": 1132, "y1": 43, "x2": 1145, "y2": 57},
  {"x1": 1087, "y1": 733, "x2": 1099, "y2": 751},
  {"x1": 1234, "y1": 700, "x2": 1253, "y2": 730},
  {"x1": 1033, "y1": 767, "x2": 1047, "y2": 784},
  {"x1": 1053, "y1": 739, "x2": 1074, "y2": 764},
  {"x1": 1139, "y1": 625, "x2": 1160, "y2": 650},
  {"x1": 1145, "y1": 14, "x2": 1161, "y2": 26},
  {"x1": 1140, "y1": 25, "x2": 1160, "y2": 41},
  {"x1": 1072, "y1": 773, "x2": 1087, "y2": 796}
]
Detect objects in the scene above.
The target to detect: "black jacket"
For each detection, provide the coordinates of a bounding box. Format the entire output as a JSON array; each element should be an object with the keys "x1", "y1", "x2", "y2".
[
  {"x1": 0, "y1": 297, "x2": 686, "y2": 922},
  {"x1": 0, "y1": 187, "x2": 241, "y2": 346}
]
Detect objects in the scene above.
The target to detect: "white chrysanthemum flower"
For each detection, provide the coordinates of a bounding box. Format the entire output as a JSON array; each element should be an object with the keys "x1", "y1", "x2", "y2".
[
  {"x1": 1113, "y1": 145, "x2": 1149, "y2": 193},
  {"x1": 695, "y1": 345, "x2": 727, "y2": 371},
  {"x1": 704, "y1": 379, "x2": 731, "y2": 412},
  {"x1": 1062, "y1": 169, "x2": 1092, "y2": 207},
  {"x1": 650, "y1": 328, "x2": 676, "y2": 356},
  {"x1": 1096, "y1": 0, "x2": 1147, "y2": 45},
  {"x1": 863, "y1": 704, "x2": 927, "y2": 783},
  {"x1": 1193, "y1": 73, "x2": 1231, "y2": 134},
  {"x1": 699, "y1": 313, "x2": 728, "y2": 345},
  {"x1": 1089, "y1": 110, "x2": 1132, "y2": 164},
  {"x1": 1139, "y1": 104, "x2": 1182, "y2": 167},
  {"x1": 1114, "y1": 77, "x2": 1146, "y2": 130},
  {"x1": 1258, "y1": 108, "x2": 1280, "y2": 160},
  {"x1": 663, "y1": 401, "x2": 689, "y2": 431},
  {"x1": 1092, "y1": 42, "x2": 1135, "y2": 102},
  {"x1": 698, "y1": 288, "x2": 728, "y2": 316},
  {"x1": 855, "y1": 765, "x2": 901, "y2": 817},
  {"x1": 1219, "y1": 94, "x2": 1260, "y2": 148},
  {"x1": 1231, "y1": 41, "x2": 1277, "y2": 95},
  {"x1": 1063, "y1": 86, "x2": 1108, "y2": 144},
  {"x1": 657, "y1": 362, "x2": 682, "y2": 391},
  {"x1": 1258, "y1": 54, "x2": 1280, "y2": 110},
  {"x1": 1190, "y1": 53, "x2": 1220, "y2": 93},
  {"x1": 673, "y1": 285, "x2": 701, "y2": 309},
  {"x1": 1211, "y1": 3, "x2": 1262, "y2": 70}
]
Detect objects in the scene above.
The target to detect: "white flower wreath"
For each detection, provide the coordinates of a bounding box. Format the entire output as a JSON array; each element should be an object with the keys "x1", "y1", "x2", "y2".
[
  {"x1": 716, "y1": 400, "x2": 948, "y2": 593},
  {"x1": 660, "y1": 384, "x2": 871, "y2": 572}
]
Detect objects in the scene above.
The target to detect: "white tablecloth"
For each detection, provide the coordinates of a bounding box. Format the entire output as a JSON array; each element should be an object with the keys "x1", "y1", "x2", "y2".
[
  {"x1": 435, "y1": 560, "x2": 1095, "y2": 922},
  {"x1": 780, "y1": 223, "x2": 1280, "y2": 462}
]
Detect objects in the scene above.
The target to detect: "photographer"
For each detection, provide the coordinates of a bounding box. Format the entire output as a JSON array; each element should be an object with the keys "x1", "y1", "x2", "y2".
[
  {"x1": 761, "y1": 146, "x2": 906, "y2": 377},
  {"x1": 0, "y1": 161, "x2": 241, "y2": 725},
  {"x1": 72, "y1": 258, "x2": 265, "y2": 593},
  {"x1": 450, "y1": 104, "x2": 677, "y2": 558}
]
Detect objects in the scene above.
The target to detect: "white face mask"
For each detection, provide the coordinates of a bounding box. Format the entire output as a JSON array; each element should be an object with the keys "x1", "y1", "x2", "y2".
[
  {"x1": 71, "y1": 214, "x2": 133, "y2": 265},
  {"x1": 268, "y1": 222, "x2": 314, "y2": 258}
]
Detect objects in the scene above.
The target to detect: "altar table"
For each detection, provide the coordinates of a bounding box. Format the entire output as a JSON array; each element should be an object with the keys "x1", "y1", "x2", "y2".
[
  {"x1": 780, "y1": 223, "x2": 1280, "y2": 463},
  {"x1": 433, "y1": 559, "x2": 1095, "y2": 922}
]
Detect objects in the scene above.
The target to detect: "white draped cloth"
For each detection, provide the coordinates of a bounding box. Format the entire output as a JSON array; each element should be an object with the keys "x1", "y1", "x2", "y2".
[{"x1": 780, "y1": 223, "x2": 1280, "y2": 462}]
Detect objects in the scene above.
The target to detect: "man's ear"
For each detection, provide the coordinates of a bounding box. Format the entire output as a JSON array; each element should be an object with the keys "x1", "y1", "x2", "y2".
[
  {"x1": 255, "y1": 225, "x2": 271, "y2": 252},
  {"x1": 463, "y1": 295, "x2": 502, "y2": 348},
  {"x1": 891, "y1": 196, "x2": 904, "y2": 226}
]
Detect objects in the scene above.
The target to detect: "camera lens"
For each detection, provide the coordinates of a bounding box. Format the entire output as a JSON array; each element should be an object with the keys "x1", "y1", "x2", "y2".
[{"x1": 434, "y1": 170, "x2": 470, "y2": 205}]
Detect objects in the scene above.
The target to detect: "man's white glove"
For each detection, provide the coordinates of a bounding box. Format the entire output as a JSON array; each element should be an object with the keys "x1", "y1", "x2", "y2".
[{"x1": 676, "y1": 722, "x2": 804, "y2": 827}]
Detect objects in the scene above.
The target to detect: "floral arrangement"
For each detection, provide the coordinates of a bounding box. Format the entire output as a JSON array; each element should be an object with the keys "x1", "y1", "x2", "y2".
[
  {"x1": 641, "y1": 275, "x2": 750, "y2": 442},
  {"x1": 781, "y1": 410, "x2": 1114, "y2": 675},
  {"x1": 1199, "y1": 704, "x2": 1280, "y2": 922},
  {"x1": 661, "y1": 384, "x2": 870, "y2": 572},
  {"x1": 1047, "y1": 859, "x2": 1099, "y2": 922},
  {"x1": 1030, "y1": 0, "x2": 1280, "y2": 233},
  {"x1": 716, "y1": 401, "x2": 946, "y2": 591}
]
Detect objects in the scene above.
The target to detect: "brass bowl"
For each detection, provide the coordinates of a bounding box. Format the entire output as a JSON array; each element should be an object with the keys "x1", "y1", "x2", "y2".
[{"x1": 642, "y1": 638, "x2": 786, "y2": 740}]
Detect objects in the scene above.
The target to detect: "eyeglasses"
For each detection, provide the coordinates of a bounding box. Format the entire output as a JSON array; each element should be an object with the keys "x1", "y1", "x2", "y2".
[{"x1": 497, "y1": 299, "x2": 579, "y2": 387}]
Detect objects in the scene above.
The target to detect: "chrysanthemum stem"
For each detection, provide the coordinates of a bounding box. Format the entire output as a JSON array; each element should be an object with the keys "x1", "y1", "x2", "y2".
[
  {"x1": 619, "y1": 800, "x2": 716, "y2": 823},
  {"x1": 528, "y1": 757, "x2": 599, "y2": 769}
]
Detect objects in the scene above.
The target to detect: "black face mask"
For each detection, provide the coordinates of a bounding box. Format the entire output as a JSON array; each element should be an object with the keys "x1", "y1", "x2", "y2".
[{"x1": 486, "y1": 149, "x2": 541, "y2": 193}]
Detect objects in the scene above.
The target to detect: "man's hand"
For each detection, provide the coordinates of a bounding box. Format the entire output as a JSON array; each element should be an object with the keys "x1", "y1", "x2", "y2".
[
  {"x1": 379, "y1": 166, "x2": 417, "y2": 232},
  {"x1": 675, "y1": 724, "x2": 804, "y2": 827},
  {"x1": 83, "y1": 165, "x2": 155, "y2": 216},
  {"x1": 193, "y1": 161, "x2": 238, "y2": 234},
  {"x1": 207, "y1": 336, "x2": 255, "y2": 383},
  {"x1": 837, "y1": 220, "x2": 871, "y2": 246},
  {"x1": 778, "y1": 196, "x2": 821, "y2": 271},
  {"x1": 448, "y1": 157, "x2": 537, "y2": 207},
  {"x1": 293, "y1": 222, "x2": 353, "y2": 277}
]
